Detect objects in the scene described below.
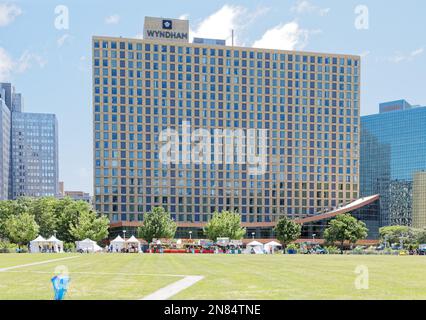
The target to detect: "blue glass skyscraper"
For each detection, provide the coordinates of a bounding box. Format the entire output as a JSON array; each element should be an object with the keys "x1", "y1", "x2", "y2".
[{"x1": 361, "y1": 100, "x2": 426, "y2": 228}]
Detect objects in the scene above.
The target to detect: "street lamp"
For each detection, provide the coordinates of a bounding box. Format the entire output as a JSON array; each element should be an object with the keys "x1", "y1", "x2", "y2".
[
  {"x1": 189, "y1": 231, "x2": 192, "y2": 240},
  {"x1": 53, "y1": 230, "x2": 57, "y2": 238},
  {"x1": 399, "y1": 234, "x2": 405, "y2": 251},
  {"x1": 251, "y1": 232, "x2": 255, "y2": 240},
  {"x1": 123, "y1": 230, "x2": 127, "y2": 241},
  {"x1": 312, "y1": 233, "x2": 316, "y2": 243}
]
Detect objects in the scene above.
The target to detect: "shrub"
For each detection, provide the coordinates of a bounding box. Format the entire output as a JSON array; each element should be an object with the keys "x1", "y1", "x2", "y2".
[
  {"x1": 324, "y1": 246, "x2": 340, "y2": 254},
  {"x1": 0, "y1": 241, "x2": 19, "y2": 253},
  {"x1": 286, "y1": 243, "x2": 298, "y2": 254},
  {"x1": 63, "y1": 242, "x2": 76, "y2": 252}
]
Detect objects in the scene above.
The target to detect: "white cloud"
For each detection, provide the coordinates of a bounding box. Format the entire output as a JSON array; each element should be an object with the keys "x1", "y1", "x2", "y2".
[
  {"x1": 411, "y1": 47, "x2": 424, "y2": 57},
  {"x1": 0, "y1": 47, "x2": 14, "y2": 81},
  {"x1": 0, "y1": 47, "x2": 47, "y2": 81},
  {"x1": 57, "y1": 34, "x2": 70, "y2": 47},
  {"x1": 252, "y1": 21, "x2": 320, "y2": 50},
  {"x1": 291, "y1": 0, "x2": 330, "y2": 16},
  {"x1": 105, "y1": 14, "x2": 120, "y2": 25},
  {"x1": 16, "y1": 51, "x2": 47, "y2": 73},
  {"x1": 0, "y1": 2, "x2": 22, "y2": 27},
  {"x1": 184, "y1": 5, "x2": 269, "y2": 46},
  {"x1": 386, "y1": 47, "x2": 424, "y2": 63}
]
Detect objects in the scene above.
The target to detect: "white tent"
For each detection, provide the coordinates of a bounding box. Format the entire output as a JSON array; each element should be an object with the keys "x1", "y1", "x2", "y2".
[
  {"x1": 30, "y1": 235, "x2": 63, "y2": 253},
  {"x1": 29, "y1": 235, "x2": 47, "y2": 253},
  {"x1": 46, "y1": 235, "x2": 64, "y2": 253},
  {"x1": 264, "y1": 241, "x2": 282, "y2": 254},
  {"x1": 245, "y1": 241, "x2": 264, "y2": 254},
  {"x1": 110, "y1": 235, "x2": 125, "y2": 252},
  {"x1": 76, "y1": 238, "x2": 103, "y2": 253},
  {"x1": 126, "y1": 236, "x2": 141, "y2": 252}
]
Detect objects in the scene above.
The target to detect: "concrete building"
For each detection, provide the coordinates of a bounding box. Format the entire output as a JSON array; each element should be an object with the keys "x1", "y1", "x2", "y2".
[
  {"x1": 361, "y1": 100, "x2": 426, "y2": 228},
  {"x1": 64, "y1": 191, "x2": 92, "y2": 203},
  {"x1": 93, "y1": 17, "x2": 361, "y2": 238}
]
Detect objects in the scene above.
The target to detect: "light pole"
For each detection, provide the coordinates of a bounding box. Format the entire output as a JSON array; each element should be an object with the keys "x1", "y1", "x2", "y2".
[
  {"x1": 123, "y1": 230, "x2": 127, "y2": 241},
  {"x1": 399, "y1": 234, "x2": 405, "y2": 251},
  {"x1": 251, "y1": 232, "x2": 255, "y2": 240},
  {"x1": 189, "y1": 231, "x2": 192, "y2": 240},
  {"x1": 312, "y1": 233, "x2": 316, "y2": 243},
  {"x1": 53, "y1": 230, "x2": 57, "y2": 238}
]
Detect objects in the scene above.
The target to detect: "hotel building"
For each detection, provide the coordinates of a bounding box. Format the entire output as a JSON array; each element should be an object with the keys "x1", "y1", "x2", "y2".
[{"x1": 93, "y1": 17, "x2": 361, "y2": 238}]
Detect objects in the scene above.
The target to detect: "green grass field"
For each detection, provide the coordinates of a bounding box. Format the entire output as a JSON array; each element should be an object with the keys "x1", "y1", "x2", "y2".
[{"x1": 0, "y1": 253, "x2": 425, "y2": 300}]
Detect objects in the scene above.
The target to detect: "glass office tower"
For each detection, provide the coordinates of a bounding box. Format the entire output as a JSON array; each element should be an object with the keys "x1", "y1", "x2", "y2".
[
  {"x1": 361, "y1": 101, "x2": 426, "y2": 228},
  {"x1": 11, "y1": 112, "x2": 59, "y2": 198},
  {"x1": 93, "y1": 17, "x2": 361, "y2": 238}
]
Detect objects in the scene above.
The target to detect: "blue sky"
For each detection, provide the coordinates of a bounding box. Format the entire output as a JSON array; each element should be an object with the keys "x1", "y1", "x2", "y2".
[{"x1": 0, "y1": 0, "x2": 425, "y2": 193}]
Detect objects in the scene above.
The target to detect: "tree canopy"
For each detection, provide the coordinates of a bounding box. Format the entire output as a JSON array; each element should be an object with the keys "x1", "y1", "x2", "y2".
[
  {"x1": 324, "y1": 213, "x2": 368, "y2": 252},
  {"x1": 273, "y1": 217, "x2": 302, "y2": 248},
  {"x1": 0, "y1": 197, "x2": 110, "y2": 245},
  {"x1": 69, "y1": 206, "x2": 110, "y2": 242},
  {"x1": 203, "y1": 210, "x2": 246, "y2": 241},
  {"x1": 4, "y1": 211, "x2": 39, "y2": 247},
  {"x1": 137, "y1": 206, "x2": 177, "y2": 243},
  {"x1": 379, "y1": 225, "x2": 412, "y2": 245}
]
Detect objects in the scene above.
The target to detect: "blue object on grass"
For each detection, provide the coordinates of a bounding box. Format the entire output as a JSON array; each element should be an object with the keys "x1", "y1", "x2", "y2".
[{"x1": 51, "y1": 275, "x2": 70, "y2": 300}]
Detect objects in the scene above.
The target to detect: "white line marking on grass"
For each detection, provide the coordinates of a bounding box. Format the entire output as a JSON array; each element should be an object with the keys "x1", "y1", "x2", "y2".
[
  {"x1": 141, "y1": 275, "x2": 204, "y2": 300},
  {"x1": 0, "y1": 256, "x2": 80, "y2": 272},
  {"x1": 1, "y1": 270, "x2": 187, "y2": 277}
]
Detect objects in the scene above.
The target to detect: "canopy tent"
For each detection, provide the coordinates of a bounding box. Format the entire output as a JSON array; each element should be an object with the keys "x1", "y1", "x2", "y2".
[
  {"x1": 246, "y1": 241, "x2": 263, "y2": 247},
  {"x1": 245, "y1": 241, "x2": 264, "y2": 254},
  {"x1": 264, "y1": 241, "x2": 282, "y2": 254},
  {"x1": 125, "y1": 236, "x2": 141, "y2": 252},
  {"x1": 110, "y1": 235, "x2": 125, "y2": 252},
  {"x1": 47, "y1": 236, "x2": 64, "y2": 253},
  {"x1": 76, "y1": 238, "x2": 103, "y2": 253},
  {"x1": 29, "y1": 235, "x2": 46, "y2": 253},
  {"x1": 30, "y1": 235, "x2": 63, "y2": 253}
]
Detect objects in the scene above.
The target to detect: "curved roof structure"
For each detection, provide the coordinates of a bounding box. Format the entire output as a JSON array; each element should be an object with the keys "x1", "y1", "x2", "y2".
[{"x1": 295, "y1": 194, "x2": 380, "y2": 224}]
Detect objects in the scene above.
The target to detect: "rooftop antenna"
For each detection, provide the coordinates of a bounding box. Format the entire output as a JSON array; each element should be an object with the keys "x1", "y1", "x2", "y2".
[{"x1": 231, "y1": 29, "x2": 234, "y2": 46}]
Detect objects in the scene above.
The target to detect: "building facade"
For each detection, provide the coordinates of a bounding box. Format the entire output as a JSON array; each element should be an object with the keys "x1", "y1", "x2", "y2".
[
  {"x1": 64, "y1": 191, "x2": 92, "y2": 203},
  {"x1": 361, "y1": 101, "x2": 426, "y2": 228},
  {"x1": 11, "y1": 112, "x2": 59, "y2": 198},
  {"x1": 0, "y1": 82, "x2": 59, "y2": 200},
  {"x1": 0, "y1": 97, "x2": 11, "y2": 200},
  {"x1": 93, "y1": 17, "x2": 361, "y2": 238}
]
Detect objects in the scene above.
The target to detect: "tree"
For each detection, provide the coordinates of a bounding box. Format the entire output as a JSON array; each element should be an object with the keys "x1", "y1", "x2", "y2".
[
  {"x1": 0, "y1": 201, "x2": 14, "y2": 238},
  {"x1": 273, "y1": 217, "x2": 302, "y2": 250},
  {"x1": 324, "y1": 214, "x2": 368, "y2": 253},
  {"x1": 138, "y1": 206, "x2": 177, "y2": 243},
  {"x1": 379, "y1": 225, "x2": 413, "y2": 246},
  {"x1": 55, "y1": 199, "x2": 89, "y2": 243},
  {"x1": 203, "y1": 210, "x2": 246, "y2": 241},
  {"x1": 5, "y1": 212, "x2": 39, "y2": 248},
  {"x1": 69, "y1": 208, "x2": 110, "y2": 242},
  {"x1": 0, "y1": 198, "x2": 34, "y2": 238},
  {"x1": 31, "y1": 197, "x2": 58, "y2": 238},
  {"x1": 416, "y1": 228, "x2": 426, "y2": 244}
]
